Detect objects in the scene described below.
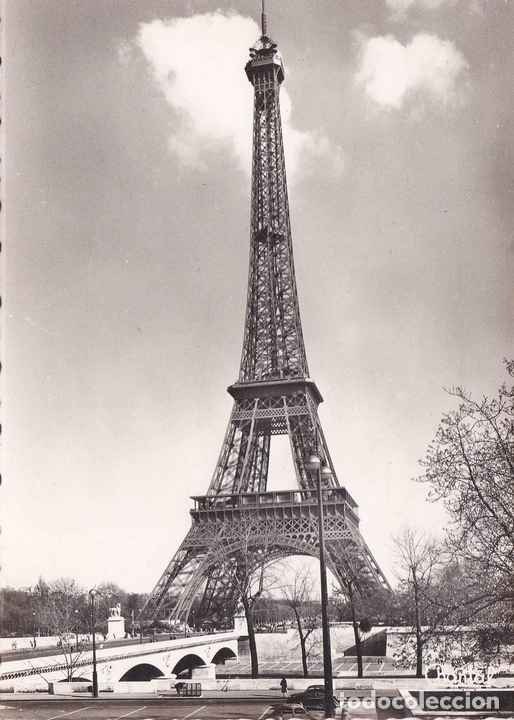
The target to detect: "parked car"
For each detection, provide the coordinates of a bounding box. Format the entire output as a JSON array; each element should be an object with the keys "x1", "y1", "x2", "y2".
[
  {"x1": 263, "y1": 702, "x2": 321, "y2": 719},
  {"x1": 289, "y1": 686, "x2": 340, "y2": 711}
]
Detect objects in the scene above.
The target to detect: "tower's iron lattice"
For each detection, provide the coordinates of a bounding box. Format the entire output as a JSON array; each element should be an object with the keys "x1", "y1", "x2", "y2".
[{"x1": 144, "y1": 14, "x2": 389, "y2": 625}]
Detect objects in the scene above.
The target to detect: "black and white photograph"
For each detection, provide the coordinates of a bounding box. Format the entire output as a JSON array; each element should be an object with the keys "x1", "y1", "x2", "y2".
[{"x1": 2, "y1": 0, "x2": 513, "y2": 717}]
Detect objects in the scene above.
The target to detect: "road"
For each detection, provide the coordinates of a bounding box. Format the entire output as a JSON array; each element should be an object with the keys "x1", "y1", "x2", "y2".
[
  {"x1": 0, "y1": 693, "x2": 418, "y2": 720},
  {"x1": 1, "y1": 634, "x2": 196, "y2": 664},
  {"x1": 0, "y1": 697, "x2": 291, "y2": 720}
]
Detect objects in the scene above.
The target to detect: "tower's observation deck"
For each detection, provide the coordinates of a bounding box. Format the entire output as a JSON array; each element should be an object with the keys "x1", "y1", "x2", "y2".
[
  {"x1": 245, "y1": 37, "x2": 285, "y2": 84},
  {"x1": 191, "y1": 488, "x2": 360, "y2": 529}
]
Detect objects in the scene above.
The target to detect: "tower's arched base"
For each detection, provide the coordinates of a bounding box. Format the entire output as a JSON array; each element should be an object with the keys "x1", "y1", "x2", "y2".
[{"x1": 145, "y1": 490, "x2": 389, "y2": 624}]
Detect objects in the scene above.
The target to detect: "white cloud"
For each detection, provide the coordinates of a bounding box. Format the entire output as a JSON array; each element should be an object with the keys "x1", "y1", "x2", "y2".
[
  {"x1": 354, "y1": 33, "x2": 468, "y2": 109},
  {"x1": 136, "y1": 11, "x2": 342, "y2": 179}
]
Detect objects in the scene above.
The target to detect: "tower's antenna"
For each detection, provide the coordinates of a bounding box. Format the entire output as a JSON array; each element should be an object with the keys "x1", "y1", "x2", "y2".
[{"x1": 261, "y1": 0, "x2": 267, "y2": 37}]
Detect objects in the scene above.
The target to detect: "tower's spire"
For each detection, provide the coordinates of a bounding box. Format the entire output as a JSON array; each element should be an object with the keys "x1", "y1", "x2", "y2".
[{"x1": 261, "y1": 0, "x2": 267, "y2": 37}]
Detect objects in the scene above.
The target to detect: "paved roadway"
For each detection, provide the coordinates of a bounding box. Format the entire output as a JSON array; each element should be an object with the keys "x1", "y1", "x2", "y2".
[
  {"x1": 0, "y1": 692, "x2": 411, "y2": 720},
  {"x1": 0, "y1": 696, "x2": 308, "y2": 720},
  {"x1": 1, "y1": 635, "x2": 194, "y2": 664}
]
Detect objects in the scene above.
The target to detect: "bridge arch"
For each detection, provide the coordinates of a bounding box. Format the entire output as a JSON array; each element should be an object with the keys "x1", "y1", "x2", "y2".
[
  {"x1": 172, "y1": 653, "x2": 205, "y2": 678},
  {"x1": 119, "y1": 663, "x2": 165, "y2": 682},
  {"x1": 211, "y1": 646, "x2": 237, "y2": 665}
]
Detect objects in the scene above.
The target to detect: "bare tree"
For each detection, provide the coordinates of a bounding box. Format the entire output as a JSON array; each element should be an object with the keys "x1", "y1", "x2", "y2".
[
  {"x1": 204, "y1": 512, "x2": 282, "y2": 678},
  {"x1": 279, "y1": 564, "x2": 319, "y2": 677},
  {"x1": 345, "y1": 578, "x2": 368, "y2": 679},
  {"x1": 416, "y1": 361, "x2": 514, "y2": 583},
  {"x1": 38, "y1": 577, "x2": 89, "y2": 682},
  {"x1": 332, "y1": 545, "x2": 384, "y2": 678},
  {"x1": 414, "y1": 361, "x2": 514, "y2": 662},
  {"x1": 392, "y1": 528, "x2": 443, "y2": 677},
  {"x1": 435, "y1": 558, "x2": 514, "y2": 668}
]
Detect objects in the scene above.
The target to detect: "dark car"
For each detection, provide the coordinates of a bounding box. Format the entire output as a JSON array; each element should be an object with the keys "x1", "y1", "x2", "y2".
[{"x1": 290, "y1": 685, "x2": 340, "y2": 711}]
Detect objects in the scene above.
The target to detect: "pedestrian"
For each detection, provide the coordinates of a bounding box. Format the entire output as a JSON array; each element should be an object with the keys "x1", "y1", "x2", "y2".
[{"x1": 280, "y1": 677, "x2": 288, "y2": 697}]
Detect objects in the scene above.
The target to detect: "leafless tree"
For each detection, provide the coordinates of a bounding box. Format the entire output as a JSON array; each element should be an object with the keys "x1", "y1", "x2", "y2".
[
  {"x1": 37, "y1": 577, "x2": 89, "y2": 682},
  {"x1": 414, "y1": 361, "x2": 514, "y2": 662},
  {"x1": 332, "y1": 544, "x2": 384, "y2": 678},
  {"x1": 279, "y1": 564, "x2": 319, "y2": 677},
  {"x1": 203, "y1": 512, "x2": 282, "y2": 678},
  {"x1": 392, "y1": 528, "x2": 444, "y2": 677},
  {"x1": 416, "y1": 361, "x2": 514, "y2": 583}
]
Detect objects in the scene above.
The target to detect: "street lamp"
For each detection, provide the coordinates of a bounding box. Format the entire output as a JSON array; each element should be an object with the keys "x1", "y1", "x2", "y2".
[
  {"x1": 75, "y1": 609, "x2": 79, "y2": 652},
  {"x1": 89, "y1": 589, "x2": 99, "y2": 698},
  {"x1": 305, "y1": 452, "x2": 334, "y2": 719},
  {"x1": 138, "y1": 609, "x2": 143, "y2": 644},
  {"x1": 32, "y1": 612, "x2": 36, "y2": 649}
]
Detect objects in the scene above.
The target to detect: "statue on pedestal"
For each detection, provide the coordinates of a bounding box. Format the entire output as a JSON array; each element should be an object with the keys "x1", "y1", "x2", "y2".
[
  {"x1": 107, "y1": 602, "x2": 125, "y2": 639},
  {"x1": 109, "y1": 603, "x2": 122, "y2": 618}
]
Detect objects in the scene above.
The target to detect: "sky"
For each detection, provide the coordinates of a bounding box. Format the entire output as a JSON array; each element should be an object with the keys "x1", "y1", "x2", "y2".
[{"x1": 3, "y1": 0, "x2": 513, "y2": 597}]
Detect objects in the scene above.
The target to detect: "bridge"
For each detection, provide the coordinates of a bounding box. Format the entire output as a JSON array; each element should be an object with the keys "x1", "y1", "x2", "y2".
[{"x1": 0, "y1": 632, "x2": 239, "y2": 693}]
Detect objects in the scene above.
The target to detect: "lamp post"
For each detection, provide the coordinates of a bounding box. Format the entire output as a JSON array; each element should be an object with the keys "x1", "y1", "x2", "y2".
[
  {"x1": 305, "y1": 452, "x2": 334, "y2": 719},
  {"x1": 138, "y1": 609, "x2": 143, "y2": 644},
  {"x1": 75, "y1": 609, "x2": 79, "y2": 652},
  {"x1": 257, "y1": 547, "x2": 265, "y2": 596},
  {"x1": 32, "y1": 612, "x2": 36, "y2": 649},
  {"x1": 89, "y1": 589, "x2": 99, "y2": 698}
]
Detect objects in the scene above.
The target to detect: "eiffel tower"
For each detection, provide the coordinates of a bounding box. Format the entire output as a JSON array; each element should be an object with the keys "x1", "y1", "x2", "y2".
[{"x1": 145, "y1": 7, "x2": 389, "y2": 626}]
